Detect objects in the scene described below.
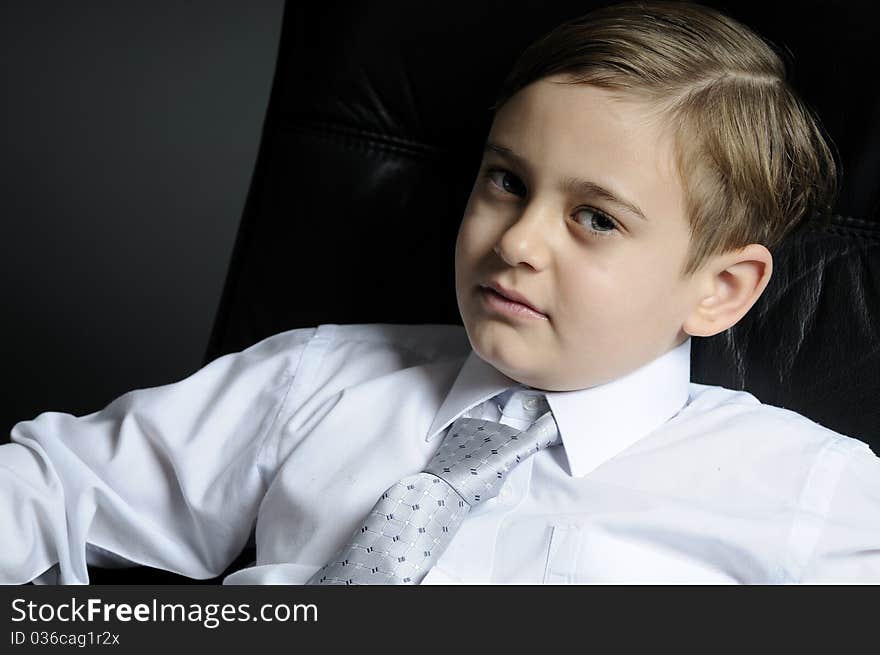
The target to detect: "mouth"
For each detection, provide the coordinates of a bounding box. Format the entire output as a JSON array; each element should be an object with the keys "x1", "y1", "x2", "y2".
[{"x1": 479, "y1": 282, "x2": 549, "y2": 320}]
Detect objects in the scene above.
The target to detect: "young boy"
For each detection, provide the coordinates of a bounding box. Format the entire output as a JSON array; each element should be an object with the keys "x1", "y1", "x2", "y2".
[{"x1": 3, "y1": 0, "x2": 879, "y2": 585}]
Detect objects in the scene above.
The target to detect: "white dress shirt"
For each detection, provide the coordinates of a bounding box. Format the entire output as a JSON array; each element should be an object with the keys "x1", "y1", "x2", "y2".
[{"x1": 2, "y1": 322, "x2": 879, "y2": 585}]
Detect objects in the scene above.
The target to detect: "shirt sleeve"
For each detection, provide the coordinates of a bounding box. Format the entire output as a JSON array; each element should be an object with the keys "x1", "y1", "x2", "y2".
[
  {"x1": 797, "y1": 438, "x2": 880, "y2": 583},
  {"x1": 0, "y1": 326, "x2": 316, "y2": 584}
]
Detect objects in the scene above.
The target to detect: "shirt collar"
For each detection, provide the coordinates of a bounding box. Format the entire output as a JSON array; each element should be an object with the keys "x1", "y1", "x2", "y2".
[{"x1": 426, "y1": 338, "x2": 692, "y2": 478}]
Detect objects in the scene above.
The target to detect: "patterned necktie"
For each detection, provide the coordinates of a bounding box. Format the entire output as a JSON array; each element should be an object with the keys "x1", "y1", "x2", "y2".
[{"x1": 306, "y1": 393, "x2": 561, "y2": 585}]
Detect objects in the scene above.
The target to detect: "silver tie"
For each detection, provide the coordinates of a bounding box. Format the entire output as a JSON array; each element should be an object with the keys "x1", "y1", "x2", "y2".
[{"x1": 306, "y1": 397, "x2": 561, "y2": 585}]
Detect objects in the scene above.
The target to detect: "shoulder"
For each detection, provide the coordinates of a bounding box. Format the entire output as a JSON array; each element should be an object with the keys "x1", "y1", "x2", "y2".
[
  {"x1": 244, "y1": 322, "x2": 471, "y2": 389},
  {"x1": 236, "y1": 322, "x2": 468, "y2": 359},
  {"x1": 682, "y1": 381, "x2": 875, "y2": 489},
  {"x1": 251, "y1": 322, "x2": 470, "y2": 361}
]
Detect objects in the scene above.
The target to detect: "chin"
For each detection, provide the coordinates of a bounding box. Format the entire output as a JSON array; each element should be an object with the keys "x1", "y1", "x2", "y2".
[{"x1": 471, "y1": 334, "x2": 534, "y2": 384}]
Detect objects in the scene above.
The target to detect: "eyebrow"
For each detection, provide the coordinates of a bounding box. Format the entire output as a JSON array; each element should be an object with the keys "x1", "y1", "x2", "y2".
[{"x1": 483, "y1": 142, "x2": 649, "y2": 222}]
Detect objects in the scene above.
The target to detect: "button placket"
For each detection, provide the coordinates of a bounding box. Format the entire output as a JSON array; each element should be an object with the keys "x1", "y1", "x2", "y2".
[
  {"x1": 499, "y1": 454, "x2": 533, "y2": 509},
  {"x1": 543, "y1": 523, "x2": 583, "y2": 584},
  {"x1": 494, "y1": 391, "x2": 546, "y2": 508}
]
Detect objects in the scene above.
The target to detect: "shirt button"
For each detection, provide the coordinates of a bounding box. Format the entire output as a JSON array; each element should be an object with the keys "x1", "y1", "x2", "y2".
[
  {"x1": 498, "y1": 486, "x2": 512, "y2": 502},
  {"x1": 522, "y1": 396, "x2": 541, "y2": 411}
]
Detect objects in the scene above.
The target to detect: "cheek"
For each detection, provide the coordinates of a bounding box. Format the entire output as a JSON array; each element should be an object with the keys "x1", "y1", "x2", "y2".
[
  {"x1": 455, "y1": 214, "x2": 485, "y2": 289},
  {"x1": 457, "y1": 210, "x2": 494, "y2": 261},
  {"x1": 456, "y1": 215, "x2": 475, "y2": 253},
  {"x1": 563, "y1": 253, "x2": 619, "y2": 297},
  {"x1": 556, "y1": 254, "x2": 665, "y2": 334},
  {"x1": 614, "y1": 262, "x2": 688, "y2": 331}
]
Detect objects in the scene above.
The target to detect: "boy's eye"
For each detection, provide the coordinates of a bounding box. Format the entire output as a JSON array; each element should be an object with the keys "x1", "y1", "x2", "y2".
[
  {"x1": 485, "y1": 166, "x2": 619, "y2": 239},
  {"x1": 486, "y1": 168, "x2": 526, "y2": 196},
  {"x1": 572, "y1": 207, "x2": 619, "y2": 238}
]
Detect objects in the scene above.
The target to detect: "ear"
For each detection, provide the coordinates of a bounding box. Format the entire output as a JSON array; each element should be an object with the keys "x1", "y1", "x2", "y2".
[{"x1": 682, "y1": 244, "x2": 773, "y2": 338}]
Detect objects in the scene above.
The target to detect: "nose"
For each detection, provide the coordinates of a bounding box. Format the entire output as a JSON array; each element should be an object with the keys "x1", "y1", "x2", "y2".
[{"x1": 493, "y1": 204, "x2": 552, "y2": 271}]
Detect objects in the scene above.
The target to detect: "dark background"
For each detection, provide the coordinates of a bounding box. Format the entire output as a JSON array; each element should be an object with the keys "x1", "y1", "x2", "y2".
[
  {"x1": 3, "y1": 1, "x2": 878, "y2": 447},
  {"x1": 1, "y1": 1, "x2": 285, "y2": 440}
]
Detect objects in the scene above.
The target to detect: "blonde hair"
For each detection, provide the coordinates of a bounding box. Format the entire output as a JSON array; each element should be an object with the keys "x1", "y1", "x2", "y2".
[{"x1": 491, "y1": 0, "x2": 838, "y2": 275}]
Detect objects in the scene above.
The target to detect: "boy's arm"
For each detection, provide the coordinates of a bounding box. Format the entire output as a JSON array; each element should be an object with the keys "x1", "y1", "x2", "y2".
[
  {"x1": 797, "y1": 440, "x2": 880, "y2": 583},
  {"x1": 0, "y1": 327, "x2": 316, "y2": 584}
]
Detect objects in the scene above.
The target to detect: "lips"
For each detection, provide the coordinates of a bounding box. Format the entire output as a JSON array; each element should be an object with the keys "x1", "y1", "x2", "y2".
[{"x1": 482, "y1": 280, "x2": 547, "y2": 316}]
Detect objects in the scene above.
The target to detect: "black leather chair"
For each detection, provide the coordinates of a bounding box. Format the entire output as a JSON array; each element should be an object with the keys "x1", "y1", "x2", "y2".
[{"x1": 90, "y1": 0, "x2": 880, "y2": 583}]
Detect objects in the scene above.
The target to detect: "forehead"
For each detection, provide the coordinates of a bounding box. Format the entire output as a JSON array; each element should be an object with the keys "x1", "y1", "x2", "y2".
[{"x1": 488, "y1": 76, "x2": 685, "y2": 226}]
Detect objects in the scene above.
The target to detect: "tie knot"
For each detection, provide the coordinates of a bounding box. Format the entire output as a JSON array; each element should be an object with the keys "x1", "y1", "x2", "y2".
[{"x1": 425, "y1": 411, "x2": 560, "y2": 506}]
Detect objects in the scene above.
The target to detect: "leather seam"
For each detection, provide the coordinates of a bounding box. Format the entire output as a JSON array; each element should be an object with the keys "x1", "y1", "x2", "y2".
[{"x1": 278, "y1": 119, "x2": 453, "y2": 160}]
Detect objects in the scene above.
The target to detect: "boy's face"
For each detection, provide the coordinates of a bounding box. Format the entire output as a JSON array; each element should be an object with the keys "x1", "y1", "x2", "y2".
[{"x1": 455, "y1": 76, "x2": 705, "y2": 391}]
